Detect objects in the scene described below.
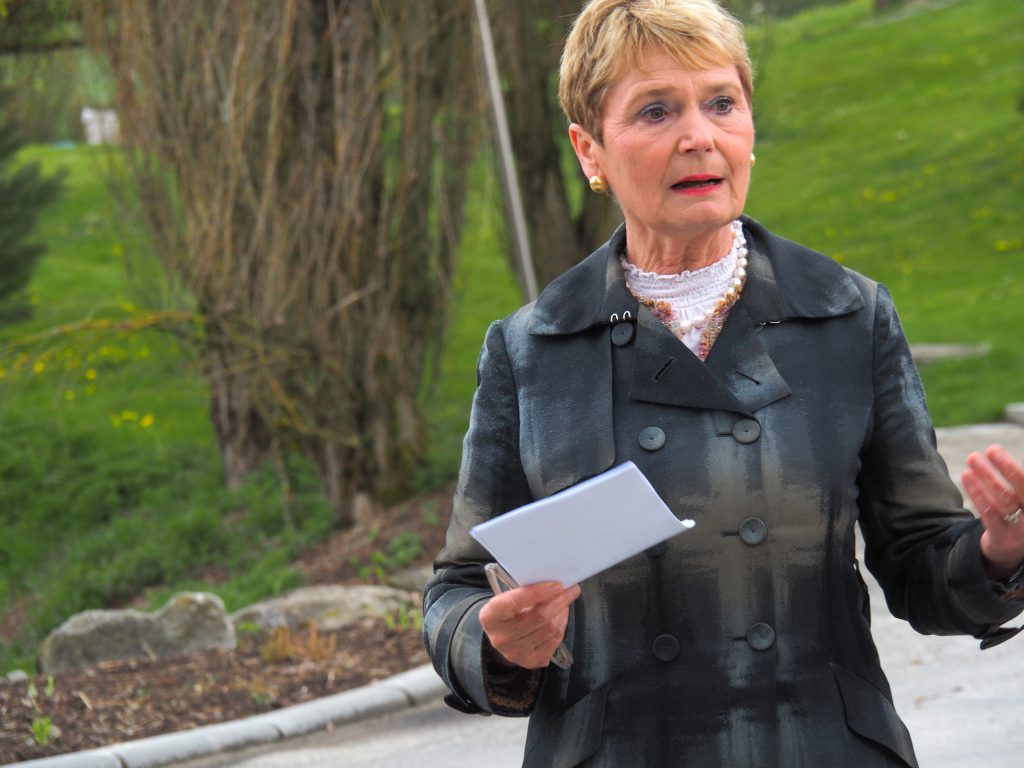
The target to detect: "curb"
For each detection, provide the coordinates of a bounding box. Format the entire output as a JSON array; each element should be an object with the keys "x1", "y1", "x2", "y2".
[{"x1": 10, "y1": 664, "x2": 447, "y2": 768}]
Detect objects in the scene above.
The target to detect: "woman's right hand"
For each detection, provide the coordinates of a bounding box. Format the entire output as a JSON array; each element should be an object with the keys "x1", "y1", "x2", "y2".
[{"x1": 479, "y1": 581, "x2": 582, "y2": 669}]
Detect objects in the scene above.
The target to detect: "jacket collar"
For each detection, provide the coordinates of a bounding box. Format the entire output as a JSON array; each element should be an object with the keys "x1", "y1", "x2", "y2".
[{"x1": 528, "y1": 215, "x2": 863, "y2": 337}]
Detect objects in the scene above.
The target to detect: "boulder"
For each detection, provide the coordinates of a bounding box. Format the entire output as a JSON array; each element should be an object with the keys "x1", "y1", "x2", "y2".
[
  {"x1": 231, "y1": 584, "x2": 416, "y2": 632},
  {"x1": 386, "y1": 564, "x2": 435, "y2": 592},
  {"x1": 1005, "y1": 403, "x2": 1024, "y2": 427},
  {"x1": 38, "y1": 592, "x2": 235, "y2": 675}
]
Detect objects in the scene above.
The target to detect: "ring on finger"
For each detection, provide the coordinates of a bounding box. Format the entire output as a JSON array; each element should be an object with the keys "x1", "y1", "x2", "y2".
[{"x1": 1003, "y1": 507, "x2": 1023, "y2": 525}]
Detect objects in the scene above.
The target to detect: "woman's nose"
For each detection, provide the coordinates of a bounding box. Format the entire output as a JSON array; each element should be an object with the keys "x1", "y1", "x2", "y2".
[{"x1": 676, "y1": 113, "x2": 715, "y2": 154}]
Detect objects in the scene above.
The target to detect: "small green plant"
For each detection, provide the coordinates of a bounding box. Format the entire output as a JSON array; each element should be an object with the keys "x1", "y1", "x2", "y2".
[
  {"x1": 31, "y1": 716, "x2": 52, "y2": 746},
  {"x1": 384, "y1": 603, "x2": 423, "y2": 632},
  {"x1": 420, "y1": 500, "x2": 440, "y2": 527},
  {"x1": 250, "y1": 690, "x2": 274, "y2": 707},
  {"x1": 356, "y1": 551, "x2": 388, "y2": 583},
  {"x1": 386, "y1": 531, "x2": 422, "y2": 568},
  {"x1": 354, "y1": 531, "x2": 424, "y2": 583},
  {"x1": 235, "y1": 621, "x2": 264, "y2": 637},
  {"x1": 45, "y1": 675, "x2": 55, "y2": 697}
]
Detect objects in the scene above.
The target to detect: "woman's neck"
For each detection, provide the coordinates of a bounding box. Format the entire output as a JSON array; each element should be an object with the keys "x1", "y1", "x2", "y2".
[{"x1": 625, "y1": 222, "x2": 735, "y2": 275}]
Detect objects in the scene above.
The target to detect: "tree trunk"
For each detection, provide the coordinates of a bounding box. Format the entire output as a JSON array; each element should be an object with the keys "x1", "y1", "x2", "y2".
[{"x1": 491, "y1": 0, "x2": 622, "y2": 289}]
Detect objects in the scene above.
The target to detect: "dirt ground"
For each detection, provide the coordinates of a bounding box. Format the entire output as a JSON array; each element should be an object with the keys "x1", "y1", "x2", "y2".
[{"x1": 0, "y1": 486, "x2": 452, "y2": 763}]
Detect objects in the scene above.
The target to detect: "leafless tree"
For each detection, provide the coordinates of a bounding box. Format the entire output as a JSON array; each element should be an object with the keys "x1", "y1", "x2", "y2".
[{"x1": 83, "y1": 0, "x2": 477, "y2": 526}]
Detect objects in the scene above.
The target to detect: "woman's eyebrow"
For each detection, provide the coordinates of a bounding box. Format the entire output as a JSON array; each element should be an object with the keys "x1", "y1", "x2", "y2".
[
  {"x1": 700, "y1": 79, "x2": 743, "y2": 95},
  {"x1": 625, "y1": 85, "x2": 675, "y2": 104}
]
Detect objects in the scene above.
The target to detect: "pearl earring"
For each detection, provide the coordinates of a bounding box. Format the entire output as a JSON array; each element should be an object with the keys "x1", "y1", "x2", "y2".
[{"x1": 589, "y1": 175, "x2": 608, "y2": 193}]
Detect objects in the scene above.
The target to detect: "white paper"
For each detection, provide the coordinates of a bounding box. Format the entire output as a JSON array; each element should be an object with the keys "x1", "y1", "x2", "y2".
[{"x1": 470, "y1": 461, "x2": 694, "y2": 587}]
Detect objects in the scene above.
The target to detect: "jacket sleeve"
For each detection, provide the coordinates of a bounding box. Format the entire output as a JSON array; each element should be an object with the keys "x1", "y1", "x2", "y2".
[
  {"x1": 422, "y1": 319, "x2": 544, "y2": 715},
  {"x1": 856, "y1": 284, "x2": 1024, "y2": 646}
]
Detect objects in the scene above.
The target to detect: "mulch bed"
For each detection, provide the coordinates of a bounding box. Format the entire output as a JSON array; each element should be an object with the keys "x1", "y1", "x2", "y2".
[
  {"x1": 0, "y1": 619, "x2": 429, "y2": 763},
  {"x1": 0, "y1": 485, "x2": 453, "y2": 763}
]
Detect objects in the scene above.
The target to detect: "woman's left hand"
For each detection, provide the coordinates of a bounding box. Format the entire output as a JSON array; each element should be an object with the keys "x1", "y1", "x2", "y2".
[{"x1": 962, "y1": 444, "x2": 1024, "y2": 578}]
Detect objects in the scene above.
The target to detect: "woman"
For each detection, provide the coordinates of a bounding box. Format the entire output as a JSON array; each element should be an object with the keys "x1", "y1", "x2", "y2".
[{"x1": 423, "y1": 1, "x2": 1024, "y2": 765}]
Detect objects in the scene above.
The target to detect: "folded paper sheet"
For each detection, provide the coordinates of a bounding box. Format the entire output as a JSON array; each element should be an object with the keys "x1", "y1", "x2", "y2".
[{"x1": 470, "y1": 461, "x2": 694, "y2": 587}]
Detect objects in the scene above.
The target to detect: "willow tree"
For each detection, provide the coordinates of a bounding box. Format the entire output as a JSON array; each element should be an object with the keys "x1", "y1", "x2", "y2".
[{"x1": 84, "y1": 0, "x2": 477, "y2": 525}]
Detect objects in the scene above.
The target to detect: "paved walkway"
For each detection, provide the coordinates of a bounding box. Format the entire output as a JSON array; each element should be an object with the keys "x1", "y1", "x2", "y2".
[{"x1": 20, "y1": 423, "x2": 1024, "y2": 768}]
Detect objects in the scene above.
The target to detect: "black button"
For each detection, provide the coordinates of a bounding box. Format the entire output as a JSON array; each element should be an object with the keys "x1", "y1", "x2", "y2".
[
  {"x1": 732, "y1": 418, "x2": 761, "y2": 444},
  {"x1": 639, "y1": 426, "x2": 666, "y2": 451},
  {"x1": 646, "y1": 541, "x2": 667, "y2": 558},
  {"x1": 746, "y1": 623, "x2": 775, "y2": 651},
  {"x1": 738, "y1": 517, "x2": 768, "y2": 546},
  {"x1": 611, "y1": 322, "x2": 634, "y2": 346},
  {"x1": 652, "y1": 633, "x2": 679, "y2": 662}
]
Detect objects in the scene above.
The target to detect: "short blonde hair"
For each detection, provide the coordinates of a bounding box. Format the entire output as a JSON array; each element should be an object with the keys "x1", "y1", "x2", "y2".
[{"x1": 559, "y1": 0, "x2": 753, "y2": 141}]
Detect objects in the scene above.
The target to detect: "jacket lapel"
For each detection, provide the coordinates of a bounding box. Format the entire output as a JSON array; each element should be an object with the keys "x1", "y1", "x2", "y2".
[{"x1": 524, "y1": 216, "x2": 868, "y2": 463}]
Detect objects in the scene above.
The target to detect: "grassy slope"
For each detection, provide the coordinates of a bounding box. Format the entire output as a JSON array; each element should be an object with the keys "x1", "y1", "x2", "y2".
[
  {"x1": 746, "y1": 0, "x2": 1024, "y2": 422},
  {"x1": 2, "y1": 0, "x2": 1021, "y2": 672}
]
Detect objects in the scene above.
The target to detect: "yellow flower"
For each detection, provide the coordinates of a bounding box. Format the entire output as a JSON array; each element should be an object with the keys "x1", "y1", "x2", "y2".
[
  {"x1": 110, "y1": 415, "x2": 122, "y2": 427},
  {"x1": 86, "y1": 369, "x2": 98, "y2": 380},
  {"x1": 33, "y1": 361, "x2": 45, "y2": 375},
  {"x1": 121, "y1": 410, "x2": 139, "y2": 421},
  {"x1": 140, "y1": 414, "x2": 155, "y2": 428},
  {"x1": 65, "y1": 390, "x2": 76, "y2": 401},
  {"x1": 880, "y1": 191, "x2": 897, "y2": 203},
  {"x1": 137, "y1": 347, "x2": 151, "y2": 359},
  {"x1": 861, "y1": 187, "x2": 876, "y2": 200}
]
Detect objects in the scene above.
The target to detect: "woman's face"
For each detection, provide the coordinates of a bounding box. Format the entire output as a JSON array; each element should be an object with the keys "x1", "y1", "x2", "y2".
[{"x1": 571, "y1": 50, "x2": 755, "y2": 246}]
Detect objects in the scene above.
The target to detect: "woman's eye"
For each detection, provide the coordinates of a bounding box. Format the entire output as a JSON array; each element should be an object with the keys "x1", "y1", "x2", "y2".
[
  {"x1": 640, "y1": 103, "x2": 669, "y2": 122},
  {"x1": 708, "y1": 96, "x2": 735, "y2": 114}
]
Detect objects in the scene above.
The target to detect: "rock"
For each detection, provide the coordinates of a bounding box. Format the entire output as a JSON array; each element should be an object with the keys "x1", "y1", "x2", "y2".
[
  {"x1": 1005, "y1": 403, "x2": 1024, "y2": 427},
  {"x1": 386, "y1": 564, "x2": 435, "y2": 592},
  {"x1": 909, "y1": 342, "x2": 989, "y2": 367},
  {"x1": 230, "y1": 584, "x2": 416, "y2": 632},
  {"x1": 38, "y1": 592, "x2": 235, "y2": 675},
  {"x1": 6, "y1": 669, "x2": 29, "y2": 683}
]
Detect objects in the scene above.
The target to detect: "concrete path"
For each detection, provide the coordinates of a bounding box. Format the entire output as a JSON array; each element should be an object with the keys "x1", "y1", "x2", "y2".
[{"x1": 20, "y1": 423, "x2": 1024, "y2": 768}]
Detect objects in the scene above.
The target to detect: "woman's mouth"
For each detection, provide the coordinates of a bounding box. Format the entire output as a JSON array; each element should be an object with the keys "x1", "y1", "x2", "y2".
[
  {"x1": 672, "y1": 175, "x2": 722, "y2": 190},
  {"x1": 671, "y1": 175, "x2": 723, "y2": 195}
]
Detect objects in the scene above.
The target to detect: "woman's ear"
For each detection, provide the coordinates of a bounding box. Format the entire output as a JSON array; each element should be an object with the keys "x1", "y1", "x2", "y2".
[{"x1": 569, "y1": 123, "x2": 602, "y2": 179}]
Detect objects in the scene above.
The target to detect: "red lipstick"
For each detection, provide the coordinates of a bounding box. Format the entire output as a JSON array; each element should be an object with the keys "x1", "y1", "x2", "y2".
[{"x1": 671, "y1": 174, "x2": 723, "y2": 195}]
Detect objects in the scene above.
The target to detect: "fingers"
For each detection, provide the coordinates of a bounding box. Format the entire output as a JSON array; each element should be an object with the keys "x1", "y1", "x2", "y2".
[
  {"x1": 965, "y1": 446, "x2": 1022, "y2": 517},
  {"x1": 985, "y1": 445, "x2": 1024, "y2": 504},
  {"x1": 479, "y1": 583, "x2": 581, "y2": 669},
  {"x1": 965, "y1": 445, "x2": 1024, "y2": 577},
  {"x1": 482, "y1": 581, "x2": 567, "y2": 621}
]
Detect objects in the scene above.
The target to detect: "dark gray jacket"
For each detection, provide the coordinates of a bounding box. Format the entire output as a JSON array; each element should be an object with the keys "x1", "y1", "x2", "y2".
[{"x1": 423, "y1": 217, "x2": 1023, "y2": 767}]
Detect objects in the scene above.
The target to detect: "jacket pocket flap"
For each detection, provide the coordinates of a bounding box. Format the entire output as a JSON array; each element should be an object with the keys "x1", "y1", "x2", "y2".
[
  {"x1": 832, "y1": 664, "x2": 918, "y2": 768},
  {"x1": 524, "y1": 686, "x2": 608, "y2": 768}
]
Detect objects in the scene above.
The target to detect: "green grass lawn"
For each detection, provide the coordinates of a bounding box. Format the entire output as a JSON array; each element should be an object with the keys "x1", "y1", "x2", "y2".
[
  {"x1": 746, "y1": 0, "x2": 1024, "y2": 422},
  {"x1": 2, "y1": 0, "x2": 1022, "y2": 673}
]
